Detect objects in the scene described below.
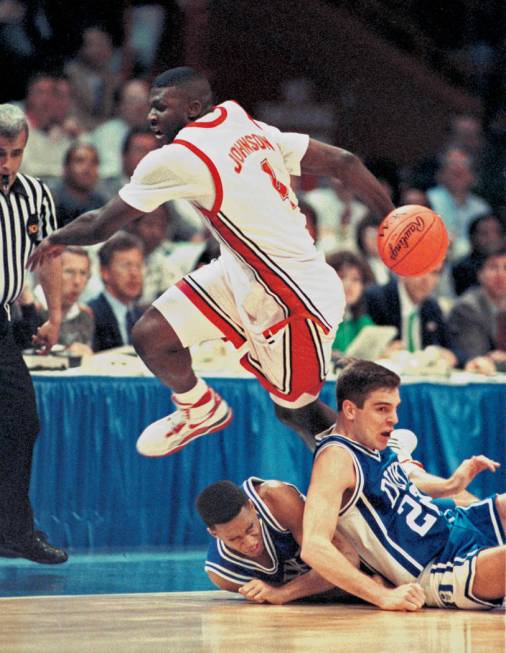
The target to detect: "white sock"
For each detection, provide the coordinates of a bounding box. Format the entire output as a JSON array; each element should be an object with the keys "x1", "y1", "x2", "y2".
[{"x1": 174, "y1": 378, "x2": 209, "y2": 405}]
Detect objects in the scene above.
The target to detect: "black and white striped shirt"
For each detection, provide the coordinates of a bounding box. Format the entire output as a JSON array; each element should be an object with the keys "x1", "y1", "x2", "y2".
[{"x1": 0, "y1": 173, "x2": 58, "y2": 312}]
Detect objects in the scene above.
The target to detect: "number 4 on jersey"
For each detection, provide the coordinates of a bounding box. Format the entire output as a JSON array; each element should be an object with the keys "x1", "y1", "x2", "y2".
[{"x1": 261, "y1": 159, "x2": 289, "y2": 201}]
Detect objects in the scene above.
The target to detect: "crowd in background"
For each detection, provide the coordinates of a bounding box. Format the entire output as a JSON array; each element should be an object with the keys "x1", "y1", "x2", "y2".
[{"x1": 3, "y1": 3, "x2": 505, "y2": 376}]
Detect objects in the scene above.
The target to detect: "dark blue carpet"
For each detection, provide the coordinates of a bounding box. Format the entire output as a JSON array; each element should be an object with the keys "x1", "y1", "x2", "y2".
[{"x1": 0, "y1": 547, "x2": 214, "y2": 597}]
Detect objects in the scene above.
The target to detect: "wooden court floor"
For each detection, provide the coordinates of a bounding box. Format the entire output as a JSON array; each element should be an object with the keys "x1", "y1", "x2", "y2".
[{"x1": 1, "y1": 591, "x2": 504, "y2": 653}]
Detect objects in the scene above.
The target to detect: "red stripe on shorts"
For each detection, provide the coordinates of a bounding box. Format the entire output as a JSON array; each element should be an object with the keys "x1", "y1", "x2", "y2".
[
  {"x1": 176, "y1": 278, "x2": 246, "y2": 348},
  {"x1": 240, "y1": 318, "x2": 324, "y2": 402}
]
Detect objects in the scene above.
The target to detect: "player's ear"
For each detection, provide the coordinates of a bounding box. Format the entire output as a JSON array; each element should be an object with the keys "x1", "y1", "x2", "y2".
[
  {"x1": 342, "y1": 398, "x2": 356, "y2": 420},
  {"x1": 187, "y1": 99, "x2": 203, "y2": 119},
  {"x1": 207, "y1": 527, "x2": 218, "y2": 539}
]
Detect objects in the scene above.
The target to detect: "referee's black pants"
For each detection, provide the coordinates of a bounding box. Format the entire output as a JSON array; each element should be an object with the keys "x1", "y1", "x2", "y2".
[{"x1": 0, "y1": 316, "x2": 39, "y2": 543}]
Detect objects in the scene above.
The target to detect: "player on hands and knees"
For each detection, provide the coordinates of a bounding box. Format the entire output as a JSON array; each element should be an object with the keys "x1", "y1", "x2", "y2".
[{"x1": 28, "y1": 67, "x2": 394, "y2": 456}]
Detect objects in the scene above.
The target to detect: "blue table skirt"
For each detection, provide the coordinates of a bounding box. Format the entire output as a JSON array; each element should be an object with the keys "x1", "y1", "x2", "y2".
[{"x1": 31, "y1": 375, "x2": 505, "y2": 548}]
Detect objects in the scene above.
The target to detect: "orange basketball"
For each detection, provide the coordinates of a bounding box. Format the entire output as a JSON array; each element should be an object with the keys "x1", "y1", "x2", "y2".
[{"x1": 377, "y1": 205, "x2": 449, "y2": 276}]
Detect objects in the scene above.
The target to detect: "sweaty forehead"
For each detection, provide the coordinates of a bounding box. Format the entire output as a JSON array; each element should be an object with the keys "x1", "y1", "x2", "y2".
[{"x1": 150, "y1": 85, "x2": 188, "y2": 104}]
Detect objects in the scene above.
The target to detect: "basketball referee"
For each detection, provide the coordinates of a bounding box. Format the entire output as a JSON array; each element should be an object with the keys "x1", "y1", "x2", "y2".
[{"x1": 0, "y1": 104, "x2": 67, "y2": 563}]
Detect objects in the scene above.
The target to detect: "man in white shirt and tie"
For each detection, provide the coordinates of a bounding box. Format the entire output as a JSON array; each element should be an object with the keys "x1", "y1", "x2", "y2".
[{"x1": 87, "y1": 232, "x2": 145, "y2": 351}]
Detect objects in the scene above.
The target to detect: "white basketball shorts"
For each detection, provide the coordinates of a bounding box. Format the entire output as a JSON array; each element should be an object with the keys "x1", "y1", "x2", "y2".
[{"x1": 152, "y1": 257, "x2": 341, "y2": 408}]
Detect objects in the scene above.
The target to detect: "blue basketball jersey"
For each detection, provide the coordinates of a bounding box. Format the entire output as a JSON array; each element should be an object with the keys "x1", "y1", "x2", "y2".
[
  {"x1": 315, "y1": 434, "x2": 451, "y2": 585},
  {"x1": 204, "y1": 477, "x2": 310, "y2": 586}
]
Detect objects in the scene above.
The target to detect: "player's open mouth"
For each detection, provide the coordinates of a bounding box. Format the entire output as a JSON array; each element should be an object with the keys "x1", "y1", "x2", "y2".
[{"x1": 150, "y1": 125, "x2": 163, "y2": 138}]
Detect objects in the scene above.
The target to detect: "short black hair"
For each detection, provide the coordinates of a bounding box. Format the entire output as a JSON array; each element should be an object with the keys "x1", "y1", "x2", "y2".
[
  {"x1": 152, "y1": 66, "x2": 207, "y2": 89},
  {"x1": 63, "y1": 142, "x2": 99, "y2": 167},
  {"x1": 98, "y1": 232, "x2": 144, "y2": 267},
  {"x1": 477, "y1": 244, "x2": 506, "y2": 271},
  {"x1": 196, "y1": 480, "x2": 249, "y2": 528},
  {"x1": 336, "y1": 360, "x2": 400, "y2": 411},
  {"x1": 468, "y1": 213, "x2": 504, "y2": 239}
]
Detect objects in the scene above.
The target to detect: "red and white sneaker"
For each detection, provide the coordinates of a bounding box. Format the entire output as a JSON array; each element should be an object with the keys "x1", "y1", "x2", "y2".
[{"x1": 136, "y1": 388, "x2": 233, "y2": 457}]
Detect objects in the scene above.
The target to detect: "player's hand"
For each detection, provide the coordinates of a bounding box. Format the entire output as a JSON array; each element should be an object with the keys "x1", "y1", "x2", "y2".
[
  {"x1": 377, "y1": 583, "x2": 425, "y2": 611},
  {"x1": 238, "y1": 579, "x2": 287, "y2": 605},
  {"x1": 31, "y1": 319, "x2": 60, "y2": 355},
  {"x1": 27, "y1": 237, "x2": 65, "y2": 271},
  {"x1": 450, "y1": 455, "x2": 500, "y2": 493}
]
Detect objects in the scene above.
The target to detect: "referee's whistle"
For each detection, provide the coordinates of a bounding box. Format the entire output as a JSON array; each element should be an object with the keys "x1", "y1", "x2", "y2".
[{"x1": 1, "y1": 175, "x2": 9, "y2": 193}]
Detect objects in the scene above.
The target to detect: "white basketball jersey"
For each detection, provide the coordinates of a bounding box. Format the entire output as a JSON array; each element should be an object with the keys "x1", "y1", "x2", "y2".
[{"x1": 121, "y1": 101, "x2": 344, "y2": 333}]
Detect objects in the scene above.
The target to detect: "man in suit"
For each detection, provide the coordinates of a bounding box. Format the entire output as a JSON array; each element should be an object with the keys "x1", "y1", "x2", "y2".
[
  {"x1": 449, "y1": 247, "x2": 506, "y2": 375},
  {"x1": 88, "y1": 232, "x2": 145, "y2": 351},
  {"x1": 364, "y1": 266, "x2": 458, "y2": 367}
]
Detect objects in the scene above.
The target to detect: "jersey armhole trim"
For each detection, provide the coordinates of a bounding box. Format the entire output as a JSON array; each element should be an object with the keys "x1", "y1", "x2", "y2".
[{"x1": 172, "y1": 138, "x2": 223, "y2": 215}]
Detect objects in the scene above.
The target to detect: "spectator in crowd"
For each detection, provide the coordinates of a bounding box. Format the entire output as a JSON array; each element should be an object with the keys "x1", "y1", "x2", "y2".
[
  {"x1": 18, "y1": 73, "x2": 74, "y2": 181},
  {"x1": 364, "y1": 267, "x2": 459, "y2": 367},
  {"x1": 410, "y1": 113, "x2": 489, "y2": 191},
  {"x1": 90, "y1": 78, "x2": 151, "y2": 180},
  {"x1": 99, "y1": 126, "x2": 158, "y2": 200},
  {"x1": 64, "y1": 26, "x2": 122, "y2": 130},
  {"x1": 51, "y1": 143, "x2": 107, "y2": 226},
  {"x1": 326, "y1": 250, "x2": 375, "y2": 356},
  {"x1": 427, "y1": 146, "x2": 492, "y2": 259},
  {"x1": 40, "y1": 247, "x2": 94, "y2": 355},
  {"x1": 15, "y1": 247, "x2": 95, "y2": 356},
  {"x1": 398, "y1": 185, "x2": 430, "y2": 207},
  {"x1": 452, "y1": 213, "x2": 506, "y2": 296},
  {"x1": 128, "y1": 205, "x2": 185, "y2": 307},
  {"x1": 88, "y1": 232, "x2": 145, "y2": 352},
  {"x1": 51, "y1": 75, "x2": 83, "y2": 140},
  {"x1": 303, "y1": 178, "x2": 368, "y2": 254},
  {"x1": 356, "y1": 214, "x2": 390, "y2": 285},
  {"x1": 449, "y1": 247, "x2": 506, "y2": 375}
]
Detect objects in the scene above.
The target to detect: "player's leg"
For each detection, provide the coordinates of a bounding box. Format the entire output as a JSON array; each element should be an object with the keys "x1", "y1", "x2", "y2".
[
  {"x1": 259, "y1": 317, "x2": 337, "y2": 450},
  {"x1": 274, "y1": 400, "x2": 336, "y2": 451},
  {"x1": 133, "y1": 260, "x2": 242, "y2": 457},
  {"x1": 494, "y1": 492, "x2": 506, "y2": 532},
  {"x1": 472, "y1": 493, "x2": 506, "y2": 600},
  {"x1": 132, "y1": 306, "x2": 197, "y2": 392},
  {"x1": 472, "y1": 544, "x2": 506, "y2": 601},
  {"x1": 462, "y1": 493, "x2": 506, "y2": 605}
]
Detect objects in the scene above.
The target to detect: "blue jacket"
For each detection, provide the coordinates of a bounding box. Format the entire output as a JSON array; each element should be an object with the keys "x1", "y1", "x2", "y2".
[{"x1": 88, "y1": 293, "x2": 143, "y2": 352}]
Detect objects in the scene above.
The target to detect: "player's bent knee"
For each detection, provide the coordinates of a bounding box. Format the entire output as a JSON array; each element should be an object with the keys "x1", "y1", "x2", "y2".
[{"x1": 132, "y1": 307, "x2": 183, "y2": 357}]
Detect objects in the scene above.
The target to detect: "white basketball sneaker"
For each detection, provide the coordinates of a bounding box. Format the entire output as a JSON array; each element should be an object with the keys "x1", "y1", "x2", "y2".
[
  {"x1": 388, "y1": 428, "x2": 419, "y2": 463},
  {"x1": 136, "y1": 388, "x2": 233, "y2": 457}
]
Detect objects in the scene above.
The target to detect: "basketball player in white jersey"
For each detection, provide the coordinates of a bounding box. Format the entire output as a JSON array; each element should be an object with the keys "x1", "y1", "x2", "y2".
[
  {"x1": 302, "y1": 360, "x2": 505, "y2": 611},
  {"x1": 29, "y1": 67, "x2": 394, "y2": 455}
]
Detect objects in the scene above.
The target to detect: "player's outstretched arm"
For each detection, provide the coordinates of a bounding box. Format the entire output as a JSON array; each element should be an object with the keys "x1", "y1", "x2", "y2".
[
  {"x1": 28, "y1": 196, "x2": 143, "y2": 270},
  {"x1": 238, "y1": 570, "x2": 336, "y2": 605},
  {"x1": 206, "y1": 570, "x2": 243, "y2": 593},
  {"x1": 407, "y1": 455, "x2": 500, "y2": 499},
  {"x1": 300, "y1": 139, "x2": 395, "y2": 218}
]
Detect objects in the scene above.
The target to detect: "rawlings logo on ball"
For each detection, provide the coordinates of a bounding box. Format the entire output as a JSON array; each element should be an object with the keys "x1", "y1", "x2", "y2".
[{"x1": 388, "y1": 216, "x2": 425, "y2": 260}]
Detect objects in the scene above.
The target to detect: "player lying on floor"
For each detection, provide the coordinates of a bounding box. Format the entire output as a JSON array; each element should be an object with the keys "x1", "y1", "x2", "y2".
[
  {"x1": 301, "y1": 359, "x2": 505, "y2": 611},
  {"x1": 196, "y1": 476, "x2": 359, "y2": 605},
  {"x1": 195, "y1": 440, "x2": 498, "y2": 605}
]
